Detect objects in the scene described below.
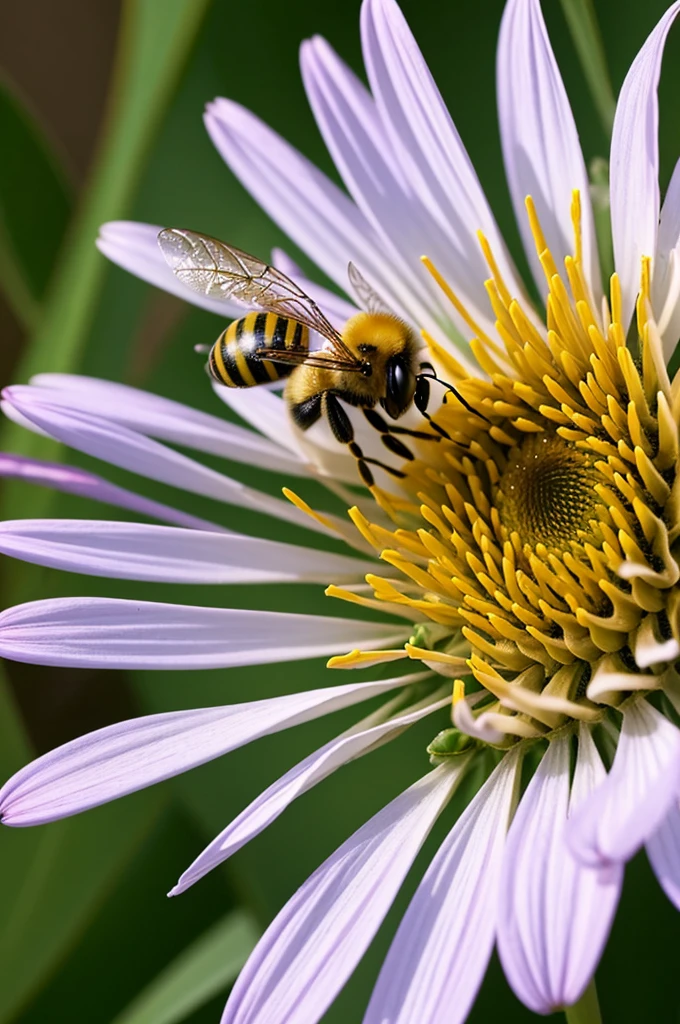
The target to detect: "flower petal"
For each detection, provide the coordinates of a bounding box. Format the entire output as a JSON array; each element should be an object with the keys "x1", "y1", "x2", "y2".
[
  {"x1": 25, "y1": 375, "x2": 305, "y2": 477},
  {"x1": 568, "y1": 698, "x2": 680, "y2": 866},
  {"x1": 97, "y1": 220, "x2": 246, "y2": 318},
  {"x1": 609, "y1": 2, "x2": 680, "y2": 330},
  {"x1": 172, "y1": 685, "x2": 445, "y2": 894},
  {"x1": 203, "y1": 98, "x2": 446, "y2": 343},
  {"x1": 221, "y1": 764, "x2": 463, "y2": 1024},
  {"x1": 646, "y1": 799, "x2": 680, "y2": 909},
  {"x1": 497, "y1": 729, "x2": 622, "y2": 1014},
  {"x1": 361, "y1": 0, "x2": 528, "y2": 334},
  {"x1": 1, "y1": 386, "x2": 340, "y2": 537},
  {"x1": 0, "y1": 597, "x2": 408, "y2": 670},
  {"x1": 300, "y1": 32, "x2": 477, "y2": 355},
  {"x1": 363, "y1": 749, "x2": 521, "y2": 1024},
  {"x1": 271, "y1": 248, "x2": 358, "y2": 327},
  {"x1": 0, "y1": 454, "x2": 219, "y2": 531},
  {"x1": 0, "y1": 520, "x2": 375, "y2": 584},
  {"x1": 0, "y1": 674, "x2": 414, "y2": 825},
  {"x1": 497, "y1": 0, "x2": 599, "y2": 302}
]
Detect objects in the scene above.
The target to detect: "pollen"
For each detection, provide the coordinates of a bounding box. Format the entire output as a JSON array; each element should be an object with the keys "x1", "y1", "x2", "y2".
[{"x1": 310, "y1": 190, "x2": 680, "y2": 748}]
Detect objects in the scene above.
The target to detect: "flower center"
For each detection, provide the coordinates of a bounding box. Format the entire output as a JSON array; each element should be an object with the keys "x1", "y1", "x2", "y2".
[{"x1": 496, "y1": 433, "x2": 600, "y2": 552}]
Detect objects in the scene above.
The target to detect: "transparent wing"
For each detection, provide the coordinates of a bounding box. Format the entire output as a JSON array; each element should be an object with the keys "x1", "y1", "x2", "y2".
[
  {"x1": 347, "y1": 261, "x2": 392, "y2": 315},
  {"x1": 159, "y1": 228, "x2": 360, "y2": 365}
]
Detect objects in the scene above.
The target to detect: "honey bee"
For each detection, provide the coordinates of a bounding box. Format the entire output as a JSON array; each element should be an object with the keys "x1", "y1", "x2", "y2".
[{"x1": 158, "y1": 228, "x2": 472, "y2": 486}]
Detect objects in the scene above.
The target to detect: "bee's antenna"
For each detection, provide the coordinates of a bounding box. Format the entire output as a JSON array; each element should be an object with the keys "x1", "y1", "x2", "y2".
[{"x1": 417, "y1": 363, "x2": 491, "y2": 424}]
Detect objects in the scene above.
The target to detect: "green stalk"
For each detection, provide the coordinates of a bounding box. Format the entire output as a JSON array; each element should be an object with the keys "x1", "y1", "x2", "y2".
[
  {"x1": 559, "y1": 0, "x2": 616, "y2": 136},
  {"x1": 564, "y1": 980, "x2": 603, "y2": 1024}
]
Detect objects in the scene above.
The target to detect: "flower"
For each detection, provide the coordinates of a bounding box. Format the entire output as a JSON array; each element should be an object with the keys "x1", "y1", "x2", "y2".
[{"x1": 2, "y1": 0, "x2": 680, "y2": 1020}]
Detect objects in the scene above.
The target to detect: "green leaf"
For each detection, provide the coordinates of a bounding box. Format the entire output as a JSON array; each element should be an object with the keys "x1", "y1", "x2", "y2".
[
  {"x1": 0, "y1": 0, "x2": 211, "y2": 497},
  {"x1": 110, "y1": 909, "x2": 260, "y2": 1024},
  {"x1": 0, "y1": 76, "x2": 72, "y2": 332},
  {"x1": 0, "y1": 665, "x2": 32, "y2": 775},
  {"x1": 559, "y1": 0, "x2": 616, "y2": 136},
  {"x1": 0, "y1": 789, "x2": 167, "y2": 1022}
]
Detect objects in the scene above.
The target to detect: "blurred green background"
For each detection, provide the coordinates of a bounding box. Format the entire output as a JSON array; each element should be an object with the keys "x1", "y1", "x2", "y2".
[{"x1": 0, "y1": 0, "x2": 678, "y2": 1021}]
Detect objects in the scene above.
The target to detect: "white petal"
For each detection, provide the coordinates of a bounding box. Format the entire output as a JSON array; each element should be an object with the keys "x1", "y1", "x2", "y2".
[
  {"x1": 497, "y1": 0, "x2": 599, "y2": 302},
  {"x1": 363, "y1": 749, "x2": 521, "y2": 1024},
  {"x1": 204, "y1": 98, "x2": 448, "y2": 344},
  {"x1": 221, "y1": 764, "x2": 463, "y2": 1024},
  {"x1": 362, "y1": 0, "x2": 529, "y2": 335},
  {"x1": 172, "y1": 686, "x2": 445, "y2": 894},
  {"x1": 0, "y1": 519, "x2": 375, "y2": 584},
  {"x1": 1, "y1": 387, "x2": 341, "y2": 538},
  {"x1": 25, "y1": 376, "x2": 305, "y2": 477},
  {"x1": 97, "y1": 221, "x2": 246, "y2": 318},
  {"x1": 0, "y1": 596, "x2": 408, "y2": 670},
  {"x1": 568, "y1": 698, "x2": 680, "y2": 866},
  {"x1": 610, "y1": 3, "x2": 680, "y2": 330},
  {"x1": 646, "y1": 799, "x2": 680, "y2": 909},
  {"x1": 301, "y1": 33, "x2": 478, "y2": 352},
  {"x1": 497, "y1": 730, "x2": 622, "y2": 1014},
  {"x1": 0, "y1": 675, "x2": 414, "y2": 825}
]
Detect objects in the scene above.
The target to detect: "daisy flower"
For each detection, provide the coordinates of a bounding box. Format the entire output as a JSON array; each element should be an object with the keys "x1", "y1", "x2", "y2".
[{"x1": 1, "y1": 0, "x2": 680, "y2": 1020}]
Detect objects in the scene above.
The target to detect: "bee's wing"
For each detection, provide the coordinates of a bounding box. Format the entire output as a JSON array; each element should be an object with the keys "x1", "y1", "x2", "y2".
[
  {"x1": 347, "y1": 262, "x2": 392, "y2": 315},
  {"x1": 159, "y1": 228, "x2": 361, "y2": 367}
]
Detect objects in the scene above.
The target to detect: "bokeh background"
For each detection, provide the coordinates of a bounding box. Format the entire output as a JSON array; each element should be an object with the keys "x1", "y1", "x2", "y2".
[{"x1": 0, "y1": 1, "x2": 678, "y2": 1021}]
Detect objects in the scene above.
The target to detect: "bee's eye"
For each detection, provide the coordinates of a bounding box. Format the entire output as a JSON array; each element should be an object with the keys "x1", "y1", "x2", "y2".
[{"x1": 382, "y1": 355, "x2": 415, "y2": 419}]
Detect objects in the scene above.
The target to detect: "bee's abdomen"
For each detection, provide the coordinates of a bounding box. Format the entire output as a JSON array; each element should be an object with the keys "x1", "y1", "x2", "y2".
[{"x1": 208, "y1": 312, "x2": 308, "y2": 388}]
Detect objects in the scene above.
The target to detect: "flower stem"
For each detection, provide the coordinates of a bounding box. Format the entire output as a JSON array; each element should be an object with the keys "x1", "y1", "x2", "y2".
[{"x1": 564, "y1": 981, "x2": 602, "y2": 1024}]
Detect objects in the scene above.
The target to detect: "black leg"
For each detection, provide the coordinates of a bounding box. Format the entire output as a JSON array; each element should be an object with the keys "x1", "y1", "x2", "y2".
[
  {"x1": 290, "y1": 393, "x2": 323, "y2": 430},
  {"x1": 323, "y1": 392, "x2": 407, "y2": 487},
  {"x1": 363, "y1": 407, "x2": 438, "y2": 444}
]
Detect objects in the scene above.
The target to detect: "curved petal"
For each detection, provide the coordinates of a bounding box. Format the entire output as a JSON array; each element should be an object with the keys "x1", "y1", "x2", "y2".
[
  {"x1": 26, "y1": 375, "x2": 305, "y2": 477},
  {"x1": 362, "y1": 0, "x2": 529, "y2": 331},
  {"x1": 0, "y1": 454, "x2": 219, "y2": 531},
  {"x1": 497, "y1": 729, "x2": 622, "y2": 1014},
  {"x1": 497, "y1": 0, "x2": 599, "y2": 303},
  {"x1": 0, "y1": 597, "x2": 409, "y2": 670},
  {"x1": 0, "y1": 520, "x2": 375, "y2": 584},
  {"x1": 300, "y1": 33, "x2": 477, "y2": 354},
  {"x1": 1, "y1": 386, "x2": 342, "y2": 537},
  {"x1": 97, "y1": 220, "x2": 246, "y2": 318},
  {"x1": 0, "y1": 675, "x2": 412, "y2": 825},
  {"x1": 363, "y1": 749, "x2": 521, "y2": 1024},
  {"x1": 221, "y1": 764, "x2": 463, "y2": 1024},
  {"x1": 172, "y1": 686, "x2": 445, "y2": 894},
  {"x1": 203, "y1": 98, "x2": 448, "y2": 344},
  {"x1": 568, "y1": 698, "x2": 680, "y2": 867},
  {"x1": 646, "y1": 799, "x2": 680, "y2": 909},
  {"x1": 610, "y1": 2, "x2": 680, "y2": 330}
]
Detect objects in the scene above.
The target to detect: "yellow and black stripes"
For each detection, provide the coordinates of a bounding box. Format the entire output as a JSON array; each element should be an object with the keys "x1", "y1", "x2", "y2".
[{"x1": 208, "y1": 312, "x2": 308, "y2": 388}]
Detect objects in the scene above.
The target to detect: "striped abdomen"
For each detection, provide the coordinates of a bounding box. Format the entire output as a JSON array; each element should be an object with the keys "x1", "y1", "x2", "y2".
[{"x1": 208, "y1": 312, "x2": 308, "y2": 388}]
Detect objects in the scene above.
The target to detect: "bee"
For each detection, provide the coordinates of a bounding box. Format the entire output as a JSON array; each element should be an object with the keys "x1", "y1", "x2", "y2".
[{"x1": 158, "y1": 228, "x2": 474, "y2": 487}]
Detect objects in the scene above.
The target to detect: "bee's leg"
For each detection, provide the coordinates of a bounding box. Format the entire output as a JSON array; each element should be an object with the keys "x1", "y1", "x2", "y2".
[
  {"x1": 413, "y1": 375, "x2": 453, "y2": 439},
  {"x1": 289, "y1": 393, "x2": 323, "y2": 430},
  {"x1": 323, "y1": 392, "x2": 407, "y2": 488},
  {"x1": 362, "y1": 409, "x2": 436, "y2": 455}
]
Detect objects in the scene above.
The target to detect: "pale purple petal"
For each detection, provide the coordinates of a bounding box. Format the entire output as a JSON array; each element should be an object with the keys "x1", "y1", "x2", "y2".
[
  {"x1": 362, "y1": 0, "x2": 529, "y2": 333},
  {"x1": 0, "y1": 520, "x2": 375, "y2": 584},
  {"x1": 497, "y1": 729, "x2": 622, "y2": 1014},
  {"x1": 610, "y1": 3, "x2": 680, "y2": 330},
  {"x1": 0, "y1": 454, "x2": 219, "y2": 531},
  {"x1": 271, "y1": 248, "x2": 358, "y2": 327},
  {"x1": 0, "y1": 675, "x2": 412, "y2": 825},
  {"x1": 1, "y1": 386, "x2": 339, "y2": 537},
  {"x1": 647, "y1": 799, "x2": 680, "y2": 908},
  {"x1": 300, "y1": 33, "x2": 476, "y2": 350},
  {"x1": 172, "y1": 686, "x2": 445, "y2": 894},
  {"x1": 25, "y1": 376, "x2": 305, "y2": 477},
  {"x1": 221, "y1": 764, "x2": 463, "y2": 1024},
  {"x1": 497, "y1": 0, "x2": 599, "y2": 302},
  {"x1": 363, "y1": 749, "x2": 521, "y2": 1024},
  {"x1": 653, "y1": 158, "x2": 680, "y2": 351},
  {"x1": 568, "y1": 699, "x2": 680, "y2": 867},
  {"x1": 97, "y1": 221, "x2": 246, "y2": 318},
  {"x1": 0, "y1": 597, "x2": 408, "y2": 670},
  {"x1": 203, "y1": 99, "x2": 447, "y2": 344}
]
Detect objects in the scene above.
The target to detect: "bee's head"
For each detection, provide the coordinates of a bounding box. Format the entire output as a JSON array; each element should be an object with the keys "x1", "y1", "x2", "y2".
[{"x1": 381, "y1": 352, "x2": 416, "y2": 419}]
